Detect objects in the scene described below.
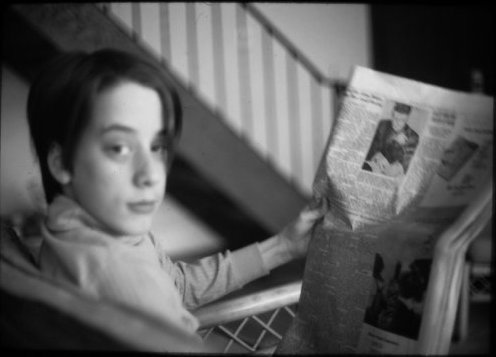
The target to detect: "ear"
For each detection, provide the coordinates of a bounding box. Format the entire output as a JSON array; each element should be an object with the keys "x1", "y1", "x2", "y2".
[{"x1": 47, "y1": 144, "x2": 72, "y2": 185}]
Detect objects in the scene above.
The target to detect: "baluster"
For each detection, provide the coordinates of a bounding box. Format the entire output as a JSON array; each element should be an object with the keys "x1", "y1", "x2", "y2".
[
  {"x1": 272, "y1": 40, "x2": 292, "y2": 179},
  {"x1": 332, "y1": 80, "x2": 346, "y2": 119},
  {"x1": 159, "y1": 3, "x2": 171, "y2": 64},
  {"x1": 320, "y1": 84, "x2": 334, "y2": 155},
  {"x1": 286, "y1": 53, "x2": 301, "y2": 186},
  {"x1": 311, "y1": 78, "x2": 323, "y2": 174},
  {"x1": 100, "y1": 2, "x2": 341, "y2": 194},
  {"x1": 221, "y1": 4, "x2": 243, "y2": 134},
  {"x1": 186, "y1": 3, "x2": 199, "y2": 86},
  {"x1": 236, "y1": 4, "x2": 253, "y2": 138},
  {"x1": 262, "y1": 28, "x2": 277, "y2": 164},
  {"x1": 98, "y1": 2, "x2": 109, "y2": 14},
  {"x1": 131, "y1": 2, "x2": 141, "y2": 40},
  {"x1": 298, "y1": 66, "x2": 314, "y2": 192},
  {"x1": 211, "y1": 3, "x2": 227, "y2": 113}
]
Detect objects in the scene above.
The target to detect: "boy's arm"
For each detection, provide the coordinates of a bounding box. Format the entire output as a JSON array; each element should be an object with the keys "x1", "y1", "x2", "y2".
[
  {"x1": 171, "y1": 245, "x2": 268, "y2": 310},
  {"x1": 170, "y1": 204, "x2": 324, "y2": 309}
]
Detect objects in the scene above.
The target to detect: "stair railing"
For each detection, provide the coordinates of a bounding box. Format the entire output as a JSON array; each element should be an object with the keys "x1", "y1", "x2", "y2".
[
  {"x1": 241, "y1": 3, "x2": 346, "y2": 190},
  {"x1": 97, "y1": 2, "x2": 346, "y2": 194}
]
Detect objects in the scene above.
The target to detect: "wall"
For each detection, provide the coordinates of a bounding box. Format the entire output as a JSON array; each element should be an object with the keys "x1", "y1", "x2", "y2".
[
  {"x1": 371, "y1": 5, "x2": 493, "y2": 94},
  {"x1": 0, "y1": 65, "x2": 42, "y2": 215},
  {"x1": 255, "y1": 3, "x2": 372, "y2": 80},
  {"x1": 0, "y1": 65, "x2": 226, "y2": 259}
]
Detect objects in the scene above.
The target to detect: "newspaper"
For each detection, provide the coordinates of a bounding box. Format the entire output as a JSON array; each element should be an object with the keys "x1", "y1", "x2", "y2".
[{"x1": 277, "y1": 67, "x2": 493, "y2": 354}]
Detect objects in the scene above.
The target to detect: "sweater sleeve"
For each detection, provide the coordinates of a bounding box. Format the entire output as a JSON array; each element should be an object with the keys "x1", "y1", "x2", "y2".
[{"x1": 161, "y1": 243, "x2": 270, "y2": 310}]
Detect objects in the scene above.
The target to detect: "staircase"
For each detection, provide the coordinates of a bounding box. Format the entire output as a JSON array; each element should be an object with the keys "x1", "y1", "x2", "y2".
[
  {"x1": 3, "y1": 3, "x2": 344, "y2": 246},
  {"x1": 100, "y1": 3, "x2": 345, "y2": 192}
]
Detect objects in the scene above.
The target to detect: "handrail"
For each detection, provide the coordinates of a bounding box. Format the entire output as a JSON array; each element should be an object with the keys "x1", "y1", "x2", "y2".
[
  {"x1": 193, "y1": 280, "x2": 302, "y2": 329},
  {"x1": 242, "y1": 3, "x2": 346, "y2": 91},
  {"x1": 98, "y1": 2, "x2": 348, "y2": 194}
]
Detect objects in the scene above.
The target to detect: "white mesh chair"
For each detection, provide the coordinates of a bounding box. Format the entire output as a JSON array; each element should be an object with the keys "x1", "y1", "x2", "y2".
[{"x1": 193, "y1": 281, "x2": 301, "y2": 354}]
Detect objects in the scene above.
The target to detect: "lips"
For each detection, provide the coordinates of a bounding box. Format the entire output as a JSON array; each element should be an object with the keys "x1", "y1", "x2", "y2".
[{"x1": 128, "y1": 200, "x2": 156, "y2": 214}]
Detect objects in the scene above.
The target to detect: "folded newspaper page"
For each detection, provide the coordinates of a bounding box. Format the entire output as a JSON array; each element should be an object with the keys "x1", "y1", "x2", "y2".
[{"x1": 277, "y1": 66, "x2": 493, "y2": 354}]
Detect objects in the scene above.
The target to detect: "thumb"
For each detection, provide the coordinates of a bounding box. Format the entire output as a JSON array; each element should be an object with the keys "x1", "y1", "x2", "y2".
[
  {"x1": 304, "y1": 196, "x2": 327, "y2": 218},
  {"x1": 293, "y1": 201, "x2": 326, "y2": 232}
]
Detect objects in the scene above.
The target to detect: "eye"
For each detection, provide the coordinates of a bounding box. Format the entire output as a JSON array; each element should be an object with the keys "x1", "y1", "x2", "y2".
[
  {"x1": 151, "y1": 136, "x2": 171, "y2": 156},
  {"x1": 151, "y1": 142, "x2": 166, "y2": 153},
  {"x1": 105, "y1": 143, "x2": 133, "y2": 158}
]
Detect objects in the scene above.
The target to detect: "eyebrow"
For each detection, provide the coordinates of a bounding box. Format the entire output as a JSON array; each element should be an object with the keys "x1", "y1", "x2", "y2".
[
  {"x1": 100, "y1": 124, "x2": 135, "y2": 135},
  {"x1": 100, "y1": 124, "x2": 167, "y2": 137}
]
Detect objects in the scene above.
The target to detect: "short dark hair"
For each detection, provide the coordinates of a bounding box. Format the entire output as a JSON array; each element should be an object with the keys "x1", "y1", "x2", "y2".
[
  {"x1": 27, "y1": 48, "x2": 182, "y2": 204},
  {"x1": 393, "y1": 102, "x2": 412, "y2": 115}
]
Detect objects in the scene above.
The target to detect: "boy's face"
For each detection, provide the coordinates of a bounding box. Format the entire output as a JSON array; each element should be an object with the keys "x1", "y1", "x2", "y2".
[
  {"x1": 64, "y1": 81, "x2": 167, "y2": 236},
  {"x1": 391, "y1": 109, "x2": 409, "y2": 132}
]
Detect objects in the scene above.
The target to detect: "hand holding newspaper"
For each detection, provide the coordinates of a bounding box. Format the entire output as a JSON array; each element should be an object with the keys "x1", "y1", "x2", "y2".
[{"x1": 277, "y1": 67, "x2": 493, "y2": 354}]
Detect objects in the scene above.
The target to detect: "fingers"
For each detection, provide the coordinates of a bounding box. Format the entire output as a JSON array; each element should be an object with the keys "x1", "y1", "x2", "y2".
[
  {"x1": 302, "y1": 198, "x2": 327, "y2": 219},
  {"x1": 299, "y1": 207, "x2": 324, "y2": 224},
  {"x1": 289, "y1": 203, "x2": 325, "y2": 235}
]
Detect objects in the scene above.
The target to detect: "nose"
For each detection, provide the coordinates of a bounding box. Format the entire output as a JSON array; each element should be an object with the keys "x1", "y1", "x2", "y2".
[{"x1": 133, "y1": 149, "x2": 165, "y2": 188}]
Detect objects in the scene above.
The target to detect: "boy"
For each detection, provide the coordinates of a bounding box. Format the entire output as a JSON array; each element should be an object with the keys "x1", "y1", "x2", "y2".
[{"x1": 26, "y1": 48, "x2": 323, "y2": 351}]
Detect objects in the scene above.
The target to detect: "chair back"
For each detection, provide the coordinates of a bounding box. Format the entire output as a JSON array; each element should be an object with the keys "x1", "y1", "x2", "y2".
[{"x1": 0, "y1": 222, "x2": 206, "y2": 352}]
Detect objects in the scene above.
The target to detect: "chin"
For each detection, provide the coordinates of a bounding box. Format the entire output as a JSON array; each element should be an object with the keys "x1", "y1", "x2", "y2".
[
  {"x1": 109, "y1": 220, "x2": 152, "y2": 236},
  {"x1": 123, "y1": 225, "x2": 151, "y2": 236}
]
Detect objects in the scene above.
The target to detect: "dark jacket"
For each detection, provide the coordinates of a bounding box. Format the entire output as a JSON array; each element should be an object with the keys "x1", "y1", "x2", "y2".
[{"x1": 365, "y1": 120, "x2": 419, "y2": 173}]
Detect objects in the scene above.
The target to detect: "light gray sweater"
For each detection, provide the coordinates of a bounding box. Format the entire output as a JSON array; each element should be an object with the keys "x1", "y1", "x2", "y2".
[{"x1": 38, "y1": 195, "x2": 269, "y2": 338}]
